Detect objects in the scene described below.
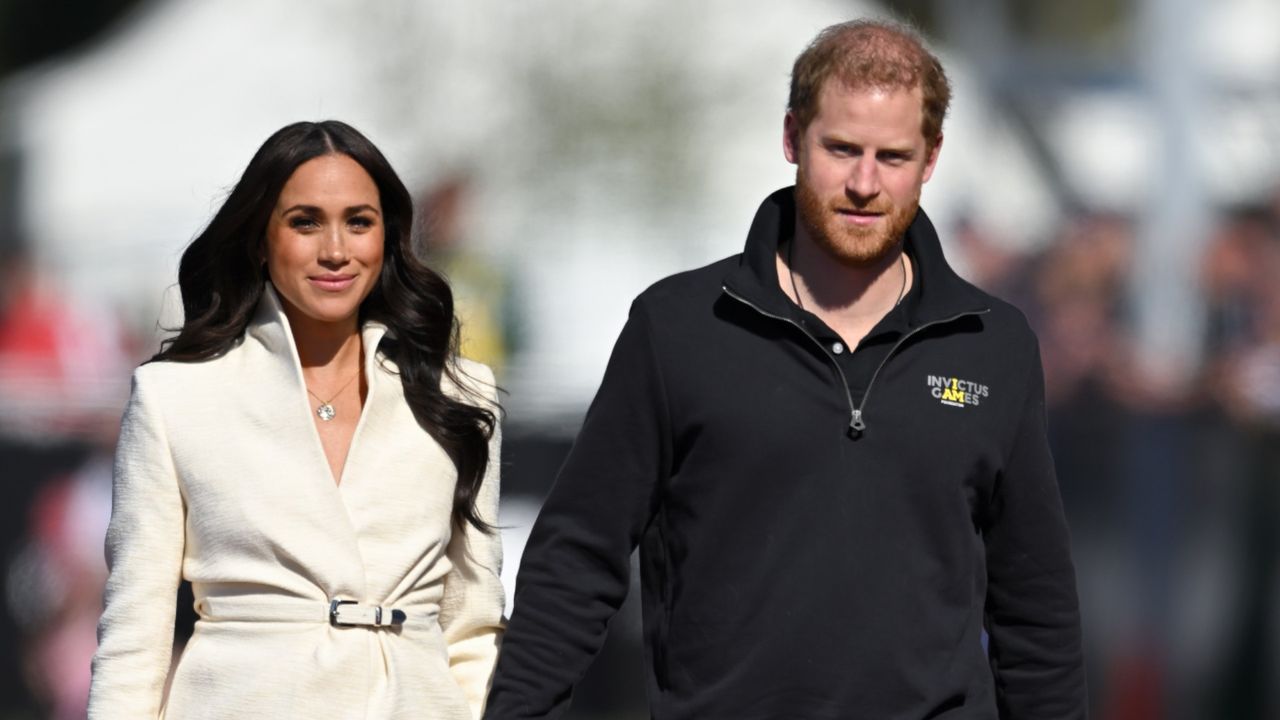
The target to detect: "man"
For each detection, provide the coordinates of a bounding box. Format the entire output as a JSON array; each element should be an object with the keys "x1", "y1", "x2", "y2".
[{"x1": 485, "y1": 20, "x2": 1086, "y2": 720}]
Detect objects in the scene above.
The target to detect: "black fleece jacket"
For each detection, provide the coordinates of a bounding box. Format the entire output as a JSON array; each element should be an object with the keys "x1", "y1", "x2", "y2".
[{"x1": 485, "y1": 188, "x2": 1086, "y2": 720}]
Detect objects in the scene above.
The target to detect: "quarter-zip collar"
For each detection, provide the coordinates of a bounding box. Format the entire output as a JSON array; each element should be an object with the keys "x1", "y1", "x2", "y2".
[
  {"x1": 722, "y1": 186, "x2": 992, "y2": 437},
  {"x1": 722, "y1": 186, "x2": 990, "y2": 325}
]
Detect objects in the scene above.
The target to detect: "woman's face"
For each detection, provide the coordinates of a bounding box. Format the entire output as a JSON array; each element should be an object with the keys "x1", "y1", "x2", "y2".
[{"x1": 265, "y1": 153, "x2": 385, "y2": 332}]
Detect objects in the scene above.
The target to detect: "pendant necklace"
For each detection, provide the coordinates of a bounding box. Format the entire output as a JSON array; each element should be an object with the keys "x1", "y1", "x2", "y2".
[{"x1": 305, "y1": 369, "x2": 360, "y2": 422}]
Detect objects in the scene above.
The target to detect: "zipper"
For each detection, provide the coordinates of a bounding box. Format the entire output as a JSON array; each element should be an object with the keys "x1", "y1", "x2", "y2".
[
  {"x1": 723, "y1": 285, "x2": 988, "y2": 437},
  {"x1": 722, "y1": 286, "x2": 858, "y2": 432},
  {"x1": 850, "y1": 308, "x2": 989, "y2": 434}
]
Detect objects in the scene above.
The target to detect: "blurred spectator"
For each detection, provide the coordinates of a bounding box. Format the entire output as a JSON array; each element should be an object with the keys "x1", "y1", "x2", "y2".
[
  {"x1": 1199, "y1": 204, "x2": 1280, "y2": 719},
  {"x1": 0, "y1": 255, "x2": 134, "y2": 441},
  {"x1": 950, "y1": 217, "x2": 1030, "y2": 306},
  {"x1": 1026, "y1": 213, "x2": 1136, "y2": 557},
  {"x1": 1020, "y1": 213, "x2": 1153, "y2": 718},
  {"x1": 419, "y1": 173, "x2": 524, "y2": 379},
  {"x1": 1202, "y1": 206, "x2": 1280, "y2": 427},
  {"x1": 7, "y1": 458, "x2": 111, "y2": 720},
  {"x1": 1033, "y1": 213, "x2": 1134, "y2": 410}
]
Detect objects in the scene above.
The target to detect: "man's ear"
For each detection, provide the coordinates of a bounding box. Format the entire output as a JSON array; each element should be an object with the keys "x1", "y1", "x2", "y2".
[
  {"x1": 921, "y1": 133, "x2": 943, "y2": 183},
  {"x1": 783, "y1": 112, "x2": 801, "y2": 165}
]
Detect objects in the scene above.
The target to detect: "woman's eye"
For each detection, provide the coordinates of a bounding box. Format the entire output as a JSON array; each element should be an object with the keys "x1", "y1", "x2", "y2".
[
  {"x1": 288, "y1": 216, "x2": 318, "y2": 230},
  {"x1": 349, "y1": 216, "x2": 374, "y2": 229}
]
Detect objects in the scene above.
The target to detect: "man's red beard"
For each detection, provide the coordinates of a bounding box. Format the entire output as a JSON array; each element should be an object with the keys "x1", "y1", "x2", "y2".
[{"x1": 794, "y1": 168, "x2": 919, "y2": 268}]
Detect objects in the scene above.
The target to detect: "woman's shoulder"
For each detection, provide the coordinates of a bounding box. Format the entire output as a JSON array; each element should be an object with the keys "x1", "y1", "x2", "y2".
[
  {"x1": 131, "y1": 357, "x2": 196, "y2": 386},
  {"x1": 448, "y1": 357, "x2": 498, "y2": 406},
  {"x1": 129, "y1": 343, "x2": 245, "y2": 393},
  {"x1": 453, "y1": 356, "x2": 494, "y2": 383},
  {"x1": 119, "y1": 359, "x2": 210, "y2": 428}
]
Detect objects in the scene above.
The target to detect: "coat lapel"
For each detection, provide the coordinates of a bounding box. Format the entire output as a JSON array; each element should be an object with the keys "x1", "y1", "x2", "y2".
[{"x1": 240, "y1": 284, "x2": 385, "y2": 597}]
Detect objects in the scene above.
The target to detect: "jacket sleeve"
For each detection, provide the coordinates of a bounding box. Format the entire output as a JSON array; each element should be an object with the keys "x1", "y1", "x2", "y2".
[
  {"x1": 439, "y1": 362, "x2": 508, "y2": 719},
  {"x1": 88, "y1": 368, "x2": 185, "y2": 719},
  {"x1": 483, "y1": 298, "x2": 670, "y2": 719},
  {"x1": 984, "y1": 335, "x2": 1088, "y2": 719}
]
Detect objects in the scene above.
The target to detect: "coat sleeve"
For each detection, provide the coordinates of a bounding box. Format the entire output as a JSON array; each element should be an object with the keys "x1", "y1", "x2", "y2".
[
  {"x1": 983, "y1": 335, "x2": 1088, "y2": 719},
  {"x1": 439, "y1": 361, "x2": 508, "y2": 719},
  {"x1": 88, "y1": 368, "x2": 186, "y2": 719},
  {"x1": 483, "y1": 298, "x2": 670, "y2": 719}
]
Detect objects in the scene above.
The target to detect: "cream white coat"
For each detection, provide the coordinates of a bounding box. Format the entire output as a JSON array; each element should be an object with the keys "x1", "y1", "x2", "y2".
[{"x1": 89, "y1": 287, "x2": 505, "y2": 719}]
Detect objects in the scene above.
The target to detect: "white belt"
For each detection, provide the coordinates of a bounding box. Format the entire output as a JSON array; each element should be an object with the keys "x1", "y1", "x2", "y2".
[{"x1": 198, "y1": 596, "x2": 410, "y2": 629}]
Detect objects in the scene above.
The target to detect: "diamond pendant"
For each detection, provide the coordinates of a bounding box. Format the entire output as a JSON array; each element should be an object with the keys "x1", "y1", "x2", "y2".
[{"x1": 316, "y1": 403, "x2": 336, "y2": 421}]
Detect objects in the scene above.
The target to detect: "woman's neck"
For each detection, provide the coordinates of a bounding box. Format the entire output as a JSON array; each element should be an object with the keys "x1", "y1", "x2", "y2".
[{"x1": 284, "y1": 308, "x2": 363, "y2": 372}]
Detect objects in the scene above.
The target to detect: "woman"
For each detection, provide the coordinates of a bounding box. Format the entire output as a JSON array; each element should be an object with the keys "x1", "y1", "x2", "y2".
[{"x1": 88, "y1": 121, "x2": 504, "y2": 719}]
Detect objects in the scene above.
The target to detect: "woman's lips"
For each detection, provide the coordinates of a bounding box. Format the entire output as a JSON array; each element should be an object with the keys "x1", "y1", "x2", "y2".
[{"x1": 308, "y1": 275, "x2": 357, "y2": 292}]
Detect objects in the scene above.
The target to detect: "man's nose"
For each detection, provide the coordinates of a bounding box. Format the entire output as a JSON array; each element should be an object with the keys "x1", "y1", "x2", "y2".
[{"x1": 846, "y1": 158, "x2": 880, "y2": 201}]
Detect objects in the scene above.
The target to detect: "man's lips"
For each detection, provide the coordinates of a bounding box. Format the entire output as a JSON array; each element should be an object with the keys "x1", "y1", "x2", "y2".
[
  {"x1": 308, "y1": 274, "x2": 357, "y2": 291},
  {"x1": 835, "y1": 208, "x2": 885, "y2": 226}
]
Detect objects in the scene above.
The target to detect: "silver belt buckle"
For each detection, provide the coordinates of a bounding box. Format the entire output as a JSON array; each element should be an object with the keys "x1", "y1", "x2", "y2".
[
  {"x1": 329, "y1": 598, "x2": 406, "y2": 628},
  {"x1": 329, "y1": 598, "x2": 359, "y2": 627}
]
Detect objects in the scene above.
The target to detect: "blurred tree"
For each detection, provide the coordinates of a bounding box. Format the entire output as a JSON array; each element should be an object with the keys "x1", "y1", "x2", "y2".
[
  {"x1": 884, "y1": 0, "x2": 1131, "y2": 66},
  {"x1": 0, "y1": 0, "x2": 145, "y2": 77},
  {"x1": 1006, "y1": 0, "x2": 1128, "y2": 51}
]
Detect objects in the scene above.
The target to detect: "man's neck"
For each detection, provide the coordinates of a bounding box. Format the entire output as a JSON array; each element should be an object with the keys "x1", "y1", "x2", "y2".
[{"x1": 776, "y1": 225, "x2": 913, "y2": 348}]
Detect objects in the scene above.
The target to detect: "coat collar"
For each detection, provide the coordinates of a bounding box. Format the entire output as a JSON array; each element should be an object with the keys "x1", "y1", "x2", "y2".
[
  {"x1": 722, "y1": 186, "x2": 989, "y2": 326},
  {"x1": 246, "y1": 283, "x2": 390, "y2": 384}
]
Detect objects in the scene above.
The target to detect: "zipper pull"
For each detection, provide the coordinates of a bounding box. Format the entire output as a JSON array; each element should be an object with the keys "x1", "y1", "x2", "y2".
[{"x1": 849, "y1": 409, "x2": 865, "y2": 436}]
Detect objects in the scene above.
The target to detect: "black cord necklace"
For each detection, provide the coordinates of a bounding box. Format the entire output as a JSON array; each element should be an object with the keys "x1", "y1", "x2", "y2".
[{"x1": 787, "y1": 240, "x2": 907, "y2": 312}]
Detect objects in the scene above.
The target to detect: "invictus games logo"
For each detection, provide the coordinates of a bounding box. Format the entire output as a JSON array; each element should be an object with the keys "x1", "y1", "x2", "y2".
[{"x1": 927, "y1": 375, "x2": 989, "y2": 408}]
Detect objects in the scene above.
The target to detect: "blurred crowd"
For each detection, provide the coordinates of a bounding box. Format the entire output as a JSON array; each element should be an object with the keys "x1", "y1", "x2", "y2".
[
  {"x1": 0, "y1": 251, "x2": 134, "y2": 720},
  {"x1": 4, "y1": 182, "x2": 1280, "y2": 719},
  {"x1": 958, "y1": 186, "x2": 1280, "y2": 719}
]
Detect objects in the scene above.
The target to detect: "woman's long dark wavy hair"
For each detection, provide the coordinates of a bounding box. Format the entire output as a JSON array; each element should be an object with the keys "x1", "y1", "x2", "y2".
[{"x1": 155, "y1": 120, "x2": 497, "y2": 533}]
